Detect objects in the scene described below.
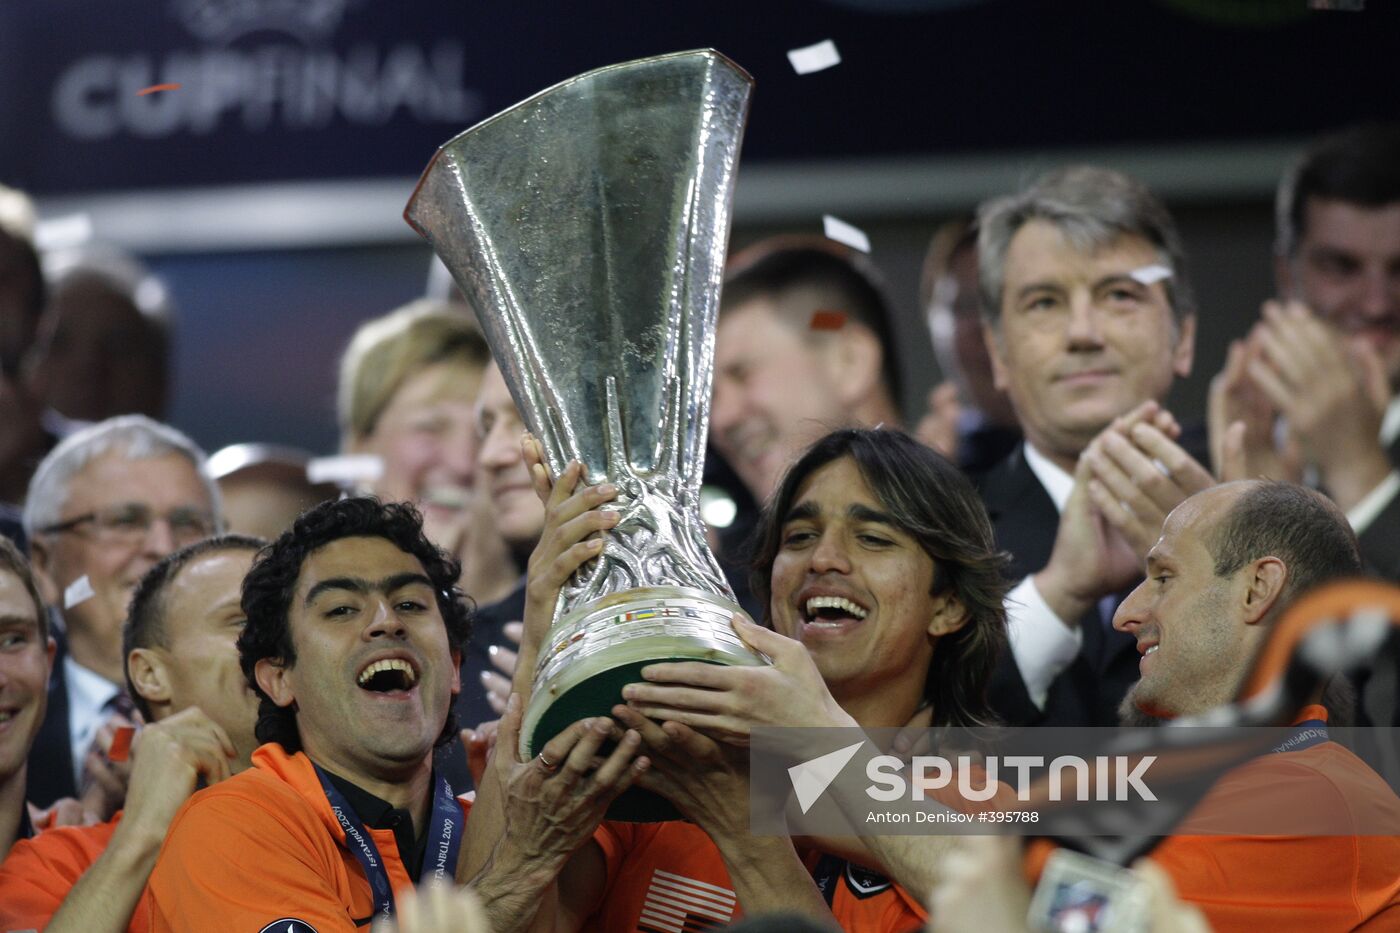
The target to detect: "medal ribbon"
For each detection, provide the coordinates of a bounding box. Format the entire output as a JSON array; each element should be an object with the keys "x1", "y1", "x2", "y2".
[
  {"x1": 315, "y1": 766, "x2": 464, "y2": 919},
  {"x1": 1268, "y1": 719, "x2": 1329, "y2": 755}
]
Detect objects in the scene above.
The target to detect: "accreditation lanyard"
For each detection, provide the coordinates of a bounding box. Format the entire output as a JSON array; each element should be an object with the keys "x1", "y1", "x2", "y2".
[
  {"x1": 1270, "y1": 719, "x2": 1329, "y2": 755},
  {"x1": 314, "y1": 766, "x2": 465, "y2": 919}
]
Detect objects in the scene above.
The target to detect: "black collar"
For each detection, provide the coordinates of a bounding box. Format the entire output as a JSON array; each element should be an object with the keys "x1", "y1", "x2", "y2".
[
  {"x1": 322, "y1": 769, "x2": 428, "y2": 881},
  {"x1": 18, "y1": 802, "x2": 34, "y2": 840}
]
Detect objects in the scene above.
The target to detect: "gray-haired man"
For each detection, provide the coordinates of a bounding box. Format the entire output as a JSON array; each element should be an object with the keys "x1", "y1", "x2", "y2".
[
  {"x1": 973, "y1": 166, "x2": 1216, "y2": 726},
  {"x1": 22, "y1": 414, "x2": 221, "y2": 809}
]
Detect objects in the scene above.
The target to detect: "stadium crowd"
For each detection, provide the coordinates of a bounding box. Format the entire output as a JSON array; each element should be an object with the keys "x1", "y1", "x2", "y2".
[{"x1": 0, "y1": 123, "x2": 1398, "y2": 932}]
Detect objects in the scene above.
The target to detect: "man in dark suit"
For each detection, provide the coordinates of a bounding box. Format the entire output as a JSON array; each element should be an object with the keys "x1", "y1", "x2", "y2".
[
  {"x1": 973, "y1": 166, "x2": 1216, "y2": 726},
  {"x1": 1212, "y1": 124, "x2": 1400, "y2": 581},
  {"x1": 22, "y1": 415, "x2": 220, "y2": 810}
]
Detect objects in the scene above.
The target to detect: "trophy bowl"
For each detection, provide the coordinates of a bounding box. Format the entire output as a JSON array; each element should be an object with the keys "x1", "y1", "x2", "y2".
[{"x1": 406, "y1": 49, "x2": 768, "y2": 820}]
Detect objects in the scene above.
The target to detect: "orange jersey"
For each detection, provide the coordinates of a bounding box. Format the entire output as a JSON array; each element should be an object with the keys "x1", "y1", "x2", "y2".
[
  {"x1": 147, "y1": 744, "x2": 470, "y2": 932},
  {"x1": 1027, "y1": 707, "x2": 1400, "y2": 931},
  {"x1": 1152, "y1": 734, "x2": 1400, "y2": 930},
  {"x1": 0, "y1": 815, "x2": 148, "y2": 932},
  {"x1": 585, "y1": 819, "x2": 927, "y2": 933}
]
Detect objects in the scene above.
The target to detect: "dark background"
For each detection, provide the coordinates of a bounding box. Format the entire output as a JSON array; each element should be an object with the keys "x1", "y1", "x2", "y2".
[{"x1": 1, "y1": 0, "x2": 1396, "y2": 453}]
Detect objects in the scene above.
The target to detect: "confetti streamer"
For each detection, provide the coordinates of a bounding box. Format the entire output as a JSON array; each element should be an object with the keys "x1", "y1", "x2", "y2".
[
  {"x1": 108, "y1": 725, "x2": 136, "y2": 762},
  {"x1": 64, "y1": 575, "x2": 95, "y2": 610},
  {"x1": 823, "y1": 215, "x2": 871, "y2": 254},
  {"x1": 787, "y1": 40, "x2": 841, "y2": 75},
  {"x1": 1130, "y1": 264, "x2": 1172, "y2": 285}
]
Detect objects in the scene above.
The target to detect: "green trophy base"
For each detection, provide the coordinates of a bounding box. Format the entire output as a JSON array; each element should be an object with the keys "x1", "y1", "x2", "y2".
[{"x1": 520, "y1": 587, "x2": 767, "y2": 822}]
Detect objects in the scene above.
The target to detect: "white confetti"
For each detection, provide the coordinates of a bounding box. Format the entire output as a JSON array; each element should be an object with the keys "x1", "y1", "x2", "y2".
[
  {"x1": 306, "y1": 454, "x2": 384, "y2": 486},
  {"x1": 787, "y1": 39, "x2": 841, "y2": 75},
  {"x1": 1130, "y1": 264, "x2": 1172, "y2": 286},
  {"x1": 64, "y1": 575, "x2": 95, "y2": 610},
  {"x1": 822, "y1": 215, "x2": 871, "y2": 254}
]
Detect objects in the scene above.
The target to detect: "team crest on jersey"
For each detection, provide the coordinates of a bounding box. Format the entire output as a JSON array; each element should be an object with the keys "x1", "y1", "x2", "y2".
[
  {"x1": 636, "y1": 869, "x2": 737, "y2": 932},
  {"x1": 845, "y1": 863, "x2": 893, "y2": 898},
  {"x1": 258, "y1": 920, "x2": 318, "y2": 933}
]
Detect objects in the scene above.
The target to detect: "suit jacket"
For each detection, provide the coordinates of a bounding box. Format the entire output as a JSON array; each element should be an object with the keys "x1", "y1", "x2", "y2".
[
  {"x1": 1355, "y1": 433, "x2": 1400, "y2": 582},
  {"x1": 975, "y1": 448, "x2": 1141, "y2": 727},
  {"x1": 434, "y1": 581, "x2": 525, "y2": 794},
  {"x1": 25, "y1": 625, "x2": 77, "y2": 809}
]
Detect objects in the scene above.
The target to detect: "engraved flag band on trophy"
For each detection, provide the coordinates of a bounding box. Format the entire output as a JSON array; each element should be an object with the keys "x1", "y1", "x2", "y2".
[{"x1": 405, "y1": 49, "x2": 768, "y2": 819}]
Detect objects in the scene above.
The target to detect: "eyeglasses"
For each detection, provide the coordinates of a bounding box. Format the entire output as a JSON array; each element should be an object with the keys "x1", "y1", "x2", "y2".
[{"x1": 39, "y1": 504, "x2": 216, "y2": 547}]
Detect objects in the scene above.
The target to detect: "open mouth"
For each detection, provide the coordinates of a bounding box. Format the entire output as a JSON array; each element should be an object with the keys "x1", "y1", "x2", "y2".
[
  {"x1": 801, "y1": 595, "x2": 870, "y2": 630},
  {"x1": 356, "y1": 658, "x2": 420, "y2": 694}
]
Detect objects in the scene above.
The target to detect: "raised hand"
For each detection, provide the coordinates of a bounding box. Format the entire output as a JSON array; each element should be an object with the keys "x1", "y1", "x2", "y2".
[
  {"x1": 1081, "y1": 401, "x2": 1215, "y2": 559},
  {"x1": 1208, "y1": 338, "x2": 1300, "y2": 483},
  {"x1": 622, "y1": 612, "x2": 855, "y2": 746},
  {"x1": 927, "y1": 836, "x2": 1031, "y2": 933},
  {"x1": 1245, "y1": 300, "x2": 1392, "y2": 510},
  {"x1": 79, "y1": 711, "x2": 139, "y2": 821},
  {"x1": 1035, "y1": 445, "x2": 1142, "y2": 626},
  {"x1": 372, "y1": 880, "x2": 493, "y2": 933},
  {"x1": 521, "y1": 459, "x2": 618, "y2": 662},
  {"x1": 481, "y1": 621, "x2": 521, "y2": 716},
  {"x1": 116, "y1": 708, "x2": 238, "y2": 847},
  {"x1": 611, "y1": 707, "x2": 751, "y2": 839},
  {"x1": 486, "y1": 693, "x2": 648, "y2": 878}
]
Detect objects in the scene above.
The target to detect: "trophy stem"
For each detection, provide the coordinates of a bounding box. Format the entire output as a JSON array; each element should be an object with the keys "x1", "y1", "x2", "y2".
[{"x1": 404, "y1": 48, "x2": 763, "y2": 821}]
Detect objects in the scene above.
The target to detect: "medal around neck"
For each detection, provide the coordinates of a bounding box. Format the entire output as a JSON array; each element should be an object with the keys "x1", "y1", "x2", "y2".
[{"x1": 406, "y1": 49, "x2": 768, "y2": 819}]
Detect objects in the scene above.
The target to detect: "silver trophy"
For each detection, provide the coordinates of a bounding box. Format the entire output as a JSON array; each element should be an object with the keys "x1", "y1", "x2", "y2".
[{"x1": 405, "y1": 50, "x2": 767, "y2": 814}]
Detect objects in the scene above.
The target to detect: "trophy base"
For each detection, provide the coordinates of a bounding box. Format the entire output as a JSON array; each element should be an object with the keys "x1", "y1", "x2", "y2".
[{"x1": 520, "y1": 586, "x2": 767, "y2": 822}]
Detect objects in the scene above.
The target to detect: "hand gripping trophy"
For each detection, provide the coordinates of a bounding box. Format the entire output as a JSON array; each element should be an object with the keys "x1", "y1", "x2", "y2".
[{"x1": 405, "y1": 50, "x2": 767, "y2": 817}]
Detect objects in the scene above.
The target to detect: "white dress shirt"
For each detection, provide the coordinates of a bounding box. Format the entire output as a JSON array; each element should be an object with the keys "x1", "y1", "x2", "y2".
[
  {"x1": 1346, "y1": 396, "x2": 1400, "y2": 534},
  {"x1": 64, "y1": 655, "x2": 122, "y2": 790},
  {"x1": 1003, "y1": 442, "x2": 1084, "y2": 710}
]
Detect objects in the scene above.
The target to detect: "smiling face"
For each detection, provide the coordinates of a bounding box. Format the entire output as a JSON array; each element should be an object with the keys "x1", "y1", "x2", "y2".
[
  {"x1": 33, "y1": 450, "x2": 215, "y2": 676},
  {"x1": 1113, "y1": 488, "x2": 1251, "y2": 719},
  {"x1": 1282, "y1": 198, "x2": 1400, "y2": 388},
  {"x1": 254, "y1": 536, "x2": 460, "y2": 782},
  {"x1": 356, "y1": 360, "x2": 483, "y2": 530},
  {"x1": 711, "y1": 299, "x2": 852, "y2": 503},
  {"x1": 768, "y1": 456, "x2": 963, "y2": 713},
  {"x1": 475, "y1": 363, "x2": 543, "y2": 548},
  {"x1": 988, "y1": 221, "x2": 1194, "y2": 463},
  {"x1": 147, "y1": 549, "x2": 262, "y2": 769},
  {"x1": 0, "y1": 568, "x2": 51, "y2": 783}
]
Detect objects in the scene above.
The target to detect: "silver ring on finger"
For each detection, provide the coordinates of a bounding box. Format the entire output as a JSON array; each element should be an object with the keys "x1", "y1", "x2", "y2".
[{"x1": 537, "y1": 751, "x2": 559, "y2": 773}]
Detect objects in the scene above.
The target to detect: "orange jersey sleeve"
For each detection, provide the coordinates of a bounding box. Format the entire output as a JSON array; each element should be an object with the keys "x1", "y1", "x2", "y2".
[
  {"x1": 0, "y1": 818, "x2": 146, "y2": 932},
  {"x1": 1150, "y1": 746, "x2": 1400, "y2": 932},
  {"x1": 1023, "y1": 741, "x2": 1400, "y2": 933},
  {"x1": 147, "y1": 778, "x2": 409, "y2": 932}
]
